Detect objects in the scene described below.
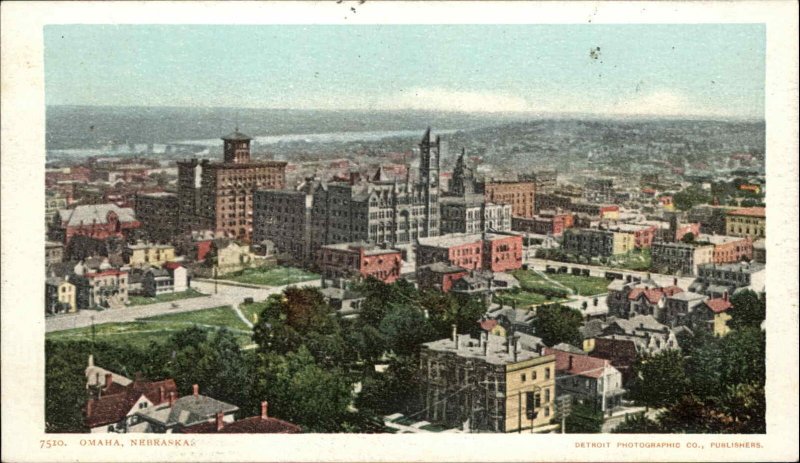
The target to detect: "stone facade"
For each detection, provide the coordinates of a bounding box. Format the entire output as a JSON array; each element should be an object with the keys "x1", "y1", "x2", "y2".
[
  {"x1": 440, "y1": 196, "x2": 512, "y2": 235},
  {"x1": 562, "y1": 228, "x2": 634, "y2": 257},
  {"x1": 725, "y1": 207, "x2": 766, "y2": 239},
  {"x1": 650, "y1": 241, "x2": 714, "y2": 276}
]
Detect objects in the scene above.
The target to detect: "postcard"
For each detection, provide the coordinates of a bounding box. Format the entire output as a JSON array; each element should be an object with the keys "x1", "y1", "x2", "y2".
[{"x1": 1, "y1": 1, "x2": 798, "y2": 462}]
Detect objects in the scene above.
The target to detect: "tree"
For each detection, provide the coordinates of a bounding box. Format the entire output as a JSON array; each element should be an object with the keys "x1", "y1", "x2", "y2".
[
  {"x1": 728, "y1": 290, "x2": 766, "y2": 330},
  {"x1": 680, "y1": 232, "x2": 695, "y2": 243},
  {"x1": 356, "y1": 356, "x2": 423, "y2": 416},
  {"x1": 531, "y1": 304, "x2": 583, "y2": 347},
  {"x1": 564, "y1": 402, "x2": 604, "y2": 433},
  {"x1": 252, "y1": 347, "x2": 353, "y2": 432},
  {"x1": 611, "y1": 413, "x2": 662, "y2": 433},
  {"x1": 45, "y1": 341, "x2": 90, "y2": 433},
  {"x1": 379, "y1": 305, "x2": 436, "y2": 357},
  {"x1": 627, "y1": 349, "x2": 688, "y2": 409}
]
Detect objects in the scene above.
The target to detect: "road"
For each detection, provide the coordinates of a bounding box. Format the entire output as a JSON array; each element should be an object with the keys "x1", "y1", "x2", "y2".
[
  {"x1": 523, "y1": 257, "x2": 697, "y2": 290},
  {"x1": 45, "y1": 278, "x2": 321, "y2": 333}
]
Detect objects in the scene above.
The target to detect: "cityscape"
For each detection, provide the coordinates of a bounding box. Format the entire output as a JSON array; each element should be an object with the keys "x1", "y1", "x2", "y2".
[{"x1": 43, "y1": 24, "x2": 767, "y2": 436}]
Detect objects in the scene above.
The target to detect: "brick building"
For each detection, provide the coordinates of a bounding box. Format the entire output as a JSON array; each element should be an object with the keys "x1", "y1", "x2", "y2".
[
  {"x1": 134, "y1": 192, "x2": 179, "y2": 243},
  {"x1": 416, "y1": 263, "x2": 470, "y2": 293},
  {"x1": 476, "y1": 180, "x2": 535, "y2": 218},
  {"x1": 606, "y1": 223, "x2": 658, "y2": 249},
  {"x1": 416, "y1": 232, "x2": 523, "y2": 273},
  {"x1": 562, "y1": 228, "x2": 635, "y2": 258},
  {"x1": 511, "y1": 211, "x2": 574, "y2": 236},
  {"x1": 177, "y1": 130, "x2": 287, "y2": 242},
  {"x1": 700, "y1": 234, "x2": 753, "y2": 264},
  {"x1": 51, "y1": 204, "x2": 141, "y2": 246},
  {"x1": 726, "y1": 207, "x2": 766, "y2": 239},
  {"x1": 253, "y1": 186, "x2": 314, "y2": 265},
  {"x1": 650, "y1": 241, "x2": 714, "y2": 276},
  {"x1": 318, "y1": 242, "x2": 403, "y2": 284}
]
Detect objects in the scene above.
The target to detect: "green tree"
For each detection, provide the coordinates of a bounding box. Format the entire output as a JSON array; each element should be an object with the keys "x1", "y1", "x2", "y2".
[
  {"x1": 627, "y1": 349, "x2": 688, "y2": 409},
  {"x1": 356, "y1": 356, "x2": 423, "y2": 416},
  {"x1": 379, "y1": 305, "x2": 436, "y2": 357},
  {"x1": 45, "y1": 340, "x2": 90, "y2": 433},
  {"x1": 531, "y1": 304, "x2": 583, "y2": 347},
  {"x1": 728, "y1": 290, "x2": 766, "y2": 330},
  {"x1": 564, "y1": 402, "x2": 604, "y2": 433},
  {"x1": 611, "y1": 413, "x2": 663, "y2": 433},
  {"x1": 680, "y1": 232, "x2": 695, "y2": 243},
  {"x1": 252, "y1": 347, "x2": 353, "y2": 432}
]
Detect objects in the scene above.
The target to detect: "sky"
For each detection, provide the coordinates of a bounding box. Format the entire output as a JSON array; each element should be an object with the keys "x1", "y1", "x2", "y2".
[{"x1": 44, "y1": 24, "x2": 765, "y2": 119}]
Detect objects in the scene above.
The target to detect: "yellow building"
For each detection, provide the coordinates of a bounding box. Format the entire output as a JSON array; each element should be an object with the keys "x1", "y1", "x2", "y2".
[
  {"x1": 420, "y1": 331, "x2": 557, "y2": 433},
  {"x1": 127, "y1": 242, "x2": 176, "y2": 267},
  {"x1": 726, "y1": 207, "x2": 766, "y2": 239},
  {"x1": 611, "y1": 231, "x2": 636, "y2": 255},
  {"x1": 46, "y1": 277, "x2": 76, "y2": 314}
]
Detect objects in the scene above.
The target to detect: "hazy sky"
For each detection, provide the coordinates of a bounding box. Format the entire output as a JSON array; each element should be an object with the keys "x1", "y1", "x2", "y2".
[{"x1": 44, "y1": 24, "x2": 765, "y2": 119}]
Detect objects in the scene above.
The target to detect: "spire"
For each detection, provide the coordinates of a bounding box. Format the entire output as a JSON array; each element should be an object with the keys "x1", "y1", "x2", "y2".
[{"x1": 421, "y1": 127, "x2": 431, "y2": 146}]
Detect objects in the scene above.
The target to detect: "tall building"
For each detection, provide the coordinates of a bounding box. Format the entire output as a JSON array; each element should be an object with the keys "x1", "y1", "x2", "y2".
[
  {"x1": 178, "y1": 130, "x2": 287, "y2": 242},
  {"x1": 476, "y1": 180, "x2": 536, "y2": 219},
  {"x1": 134, "y1": 192, "x2": 179, "y2": 243}
]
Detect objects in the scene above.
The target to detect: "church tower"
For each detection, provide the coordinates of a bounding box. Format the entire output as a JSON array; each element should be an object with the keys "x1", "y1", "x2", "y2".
[
  {"x1": 418, "y1": 128, "x2": 441, "y2": 238},
  {"x1": 449, "y1": 148, "x2": 475, "y2": 197},
  {"x1": 222, "y1": 129, "x2": 252, "y2": 164}
]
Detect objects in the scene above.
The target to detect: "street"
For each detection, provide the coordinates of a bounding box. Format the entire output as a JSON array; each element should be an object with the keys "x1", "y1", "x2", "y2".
[{"x1": 45, "y1": 279, "x2": 321, "y2": 333}]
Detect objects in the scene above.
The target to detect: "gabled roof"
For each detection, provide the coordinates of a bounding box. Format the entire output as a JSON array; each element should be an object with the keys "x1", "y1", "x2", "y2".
[
  {"x1": 182, "y1": 416, "x2": 301, "y2": 434},
  {"x1": 58, "y1": 204, "x2": 137, "y2": 227},
  {"x1": 85, "y1": 378, "x2": 177, "y2": 428},
  {"x1": 543, "y1": 348, "x2": 614, "y2": 379},
  {"x1": 705, "y1": 298, "x2": 733, "y2": 313},
  {"x1": 628, "y1": 286, "x2": 683, "y2": 304}
]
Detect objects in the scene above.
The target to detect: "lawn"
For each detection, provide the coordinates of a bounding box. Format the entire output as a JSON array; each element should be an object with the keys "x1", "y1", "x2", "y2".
[
  {"x1": 128, "y1": 288, "x2": 207, "y2": 306},
  {"x1": 220, "y1": 266, "x2": 319, "y2": 287},
  {"x1": 46, "y1": 306, "x2": 252, "y2": 349},
  {"x1": 498, "y1": 289, "x2": 554, "y2": 309},
  {"x1": 239, "y1": 301, "x2": 269, "y2": 325},
  {"x1": 607, "y1": 249, "x2": 652, "y2": 272},
  {"x1": 546, "y1": 274, "x2": 610, "y2": 296}
]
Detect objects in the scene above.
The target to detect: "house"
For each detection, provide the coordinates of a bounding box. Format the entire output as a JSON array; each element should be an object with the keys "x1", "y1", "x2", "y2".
[
  {"x1": 586, "y1": 337, "x2": 638, "y2": 385},
  {"x1": 450, "y1": 271, "x2": 520, "y2": 301},
  {"x1": 141, "y1": 263, "x2": 189, "y2": 297},
  {"x1": 45, "y1": 276, "x2": 76, "y2": 314},
  {"x1": 133, "y1": 384, "x2": 239, "y2": 433},
  {"x1": 543, "y1": 347, "x2": 625, "y2": 414},
  {"x1": 663, "y1": 291, "x2": 707, "y2": 327},
  {"x1": 180, "y1": 401, "x2": 301, "y2": 434},
  {"x1": 126, "y1": 241, "x2": 176, "y2": 268},
  {"x1": 598, "y1": 315, "x2": 680, "y2": 355},
  {"x1": 84, "y1": 372, "x2": 178, "y2": 433},
  {"x1": 689, "y1": 293, "x2": 734, "y2": 337},
  {"x1": 70, "y1": 263, "x2": 129, "y2": 310},
  {"x1": 416, "y1": 262, "x2": 470, "y2": 293},
  {"x1": 626, "y1": 284, "x2": 684, "y2": 319},
  {"x1": 689, "y1": 261, "x2": 765, "y2": 297},
  {"x1": 484, "y1": 304, "x2": 536, "y2": 336}
]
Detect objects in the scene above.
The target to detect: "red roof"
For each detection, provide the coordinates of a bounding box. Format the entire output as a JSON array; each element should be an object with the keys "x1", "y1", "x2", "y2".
[
  {"x1": 85, "y1": 379, "x2": 177, "y2": 428},
  {"x1": 728, "y1": 207, "x2": 765, "y2": 218},
  {"x1": 163, "y1": 262, "x2": 184, "y2": 270},
  {"x1": 544, "y1": 348, "x2": 610, "y2": 379},
  {"x1": 628, "y1": 286, "x2": 683, "y2": 304},
  {"x1": 85, "y1": 269, "x2": 127, "y2": 278},
  {"x1": 182, "y1": 416, "x2": 301, "y2": 434},
  {"x1": 480, "y1": 319, "x2": 498, "y2": 332},
  {"x1": 705, "y1": 298, "x2": 733, "y2": 313}
]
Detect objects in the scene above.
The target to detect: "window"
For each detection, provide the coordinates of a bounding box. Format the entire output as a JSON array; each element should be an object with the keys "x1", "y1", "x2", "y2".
[
  {"x1": 521, "y1": 373, "x2": 526, "y2": 382},
  {"x1": 545, "y1": 367, "x2": 551, "y2": 379}
]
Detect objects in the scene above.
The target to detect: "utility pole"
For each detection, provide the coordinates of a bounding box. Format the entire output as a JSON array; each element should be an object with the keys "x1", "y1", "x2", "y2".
[
  {"x1": 517, "y1": 390, "x2": 522, "y2": 434},
  {"x1": 90, "y1": 315, "x2": 96, "y2": 352},
  {"x1": 214, "y1": 265, "x2": 218, "y2": 294}
]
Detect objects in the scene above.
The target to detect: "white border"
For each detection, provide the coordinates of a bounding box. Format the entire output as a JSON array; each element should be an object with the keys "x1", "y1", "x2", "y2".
[{"x1": 2, "y1": 2, "x2": 798, "y2": 462}]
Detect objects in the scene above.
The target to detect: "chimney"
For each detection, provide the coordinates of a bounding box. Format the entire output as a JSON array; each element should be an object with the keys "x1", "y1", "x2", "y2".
[
  {"x1": 723, "y1": 291, "x2": 729, "y2": 301},
  {"x1": 105, "y1": 373, "x2": 113, "y2": 389},
  {"x1": 88, "y1": 354, "x2": 94, "y2": 368},
  {"x1": 452, "y1": 324, "x2": 458, "y2": 347},
  {"x1": 482, "y1": 335, "x2": 488, "y2": 356},
  {"x1": 673, "y1": 278, "x2": 678, "y2": 286},
  {"x1": 169, "y1": 391, "x2": 177, "y2": 407},
  {"x1": 261, "y1": 401, "x2": 269, "y2": 420},
  {"x1": 193, "y1": 384, "x2": 199, "y2": 398},
  {"x1": 512, "y1": 337, "x2": 518, "y2": 362},
  {"x1": 216, "y1": 411, "x2": 225, "y2": 431},
  {"x1": 86, "y1": 399, "x2": 94, "y2": 417},
  {"x1": 159, "y1": 386, "x2": 165, "y2": 404},
  {"x1": 568, "y1": 355, "x2": 574, "y2": 371}
]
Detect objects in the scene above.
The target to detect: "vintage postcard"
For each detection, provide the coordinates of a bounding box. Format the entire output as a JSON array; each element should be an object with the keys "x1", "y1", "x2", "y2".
[{"x1": 2, "y1": 1, "x2": 798, "y2": 462}]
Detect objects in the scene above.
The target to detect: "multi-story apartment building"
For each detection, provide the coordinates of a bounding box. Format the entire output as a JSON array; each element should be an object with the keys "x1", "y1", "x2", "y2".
[
  {"x1": 606, "y1": 223, "x2": 658, "y2": 249},
  {"x1": 416, "y1": 232, "x2": 523, "y2": 273},
  {"x1": 726, "y1": 207, "x2": 766, "y2": 239},
  {"x1": 535, "y1": 193, "x2": 573, "y2": 214},
  {"x1": 520, "y1": 170, "x2": 557, "y2": 195},
  {"x1": 650, "y1": 241, "x2": 714, "y2": 276},
  {"x1": 476, "y1": 180, "x2": 535, "y2": 219},
  {"x1": 439, "y1": 196, "x2": 512, "y2": 234},
  {"x1": 177, "y1": 130, "x2": 287, "y2": 242},
  {"x1": 561, "y1": 228, "x2": 635, "y2": 257},
  {"x1": 318, "y1": 242, "x2": 403, "y2": 284},
  {"x1": 125, "y1": 241, "x2": 176, "y2": 268},
  {"x1": 687, "y1": 205, "x2": 738, "y2": 235},
  {"x1": 134, "y1": 192, "x2": 180, "y2": 243},
  {"x1": 689, "y1": 261, "x2": 766, "y2": 297},
  {"x1": 699, "y1": 234, "x2": 753, "y2": 264},
  {"x1": 71, "y1": 267, "x2": 129, "y2": 310},
  {"x1": 511, "y1": 212, "x2": 574, "y2": 236},
  {"x1": 419, "y1": 331, "x2": 557, "y2": 433}
]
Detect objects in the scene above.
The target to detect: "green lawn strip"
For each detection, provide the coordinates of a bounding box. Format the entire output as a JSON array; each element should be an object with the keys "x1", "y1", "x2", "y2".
[
  {"x1": 547, "y1": 274, "x2": 610, "y2": 296},
  {"x1": 141, "y1": 305, "x2": 250, "y2": 331},
  {"x1": 128, "y1": 288, "x2": 208, "y2": 306},
  {"x1": 220, "y1": 266, "x2": 319, "y2": 287}
]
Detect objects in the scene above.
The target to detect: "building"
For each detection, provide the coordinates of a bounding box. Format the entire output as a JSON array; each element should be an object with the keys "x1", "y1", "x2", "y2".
[
  {"x1": 178, "y1": 130, "x2": 287, "y2": 241},
  {"x1": 439, "y1": 196, "x2": 512, "y2": 234},
  {"x1": 133, "y1": 384, "x2": 239, "y2": 433},
  {"x1": 318, "y1": 242, "x2": 403, "y2": 283},
  {"x1": 650, "y1": 241, "x2": 714, "y2": 276},
  {"x1": 134, "y1": 192, "x2": 180, "y2": 243},
  {"x1": 71, "y1": 264, "x2": 129, "y2": 309},
  {"x1": 46, "y1": 241, "x2": 65, "y2": 265},
  {"x1": 419, "y1": 331, "x2": 557, "y2": 433},
  {"x1": 586, "y1": 338, "x2": 638, "y2": 385},
  {"x1": 142, "y1": 264, "x2": 188, "y2": 297},
  {"x1": 181, "y1": 401, "x2": 301, "y2": 434},
  {"x1": 46, "y1": 190, "x2": 68, "y2": 224},
  {"x1": 544, "y1": 347, "x2": 625, "y2": 413},
  {"x1": 663, "y1": 291, "x2": 708, "y2": 327},
  {"x1": 598, "y1": 315, "x2": 680, "y2": 355},
  {"x1": 570, "y1": 202, "x2": 620, "y2": 220},
  {"x1": 583, "y1": 178, "x2": 615, "y2": 204},
  {"x1": 726, "y1": 207, "x2": 766, "y2": 239},
  {"x1": 698, "y1": 234, "x2": 753, "y2": 264},
  {"x1": 450, "y1": 271, "x2": 520, "y2": 299},
  {"x1": 476, "y1": 180, "x2": 535, "y2": 219},
  {"x1": 45, "y1": 276, "x2": 76, "y2": 314},
  {"x1": 84, "y1": 368, "x2": 178, "y2": 433},
  {"x1": 126, "y1": 241, "x2": 176, "y2": 268},
  {"x1": 511, "y1": 212, "x2": 574, "y2": 236},
  {"x1": 535, "y1": 194, "x2": 573, "y2": 214},
  {"x1": 689, "y1": 261, "x2": 766, "y2": 297},
  {"x1": 416, "y1": 232, "x2": 524, "y2": 273},
  {"x1": 51, "y1": 203, "x2": 140, "y2": 246},
  {"x1": 626, "y1": 284, "x2": 684, "y2": 319},
  {"x1": 525, "y1": 170, "x2": 557, "y2": 195},
  {"x1": 561, "y1": 228, "x2": 635, "y2": 258},
  {"x1": 205, "y1": 239, "x2": 261, "y2": 276},
  {"x1": 687, "y1": 205, "x2": 738, "y2": 235},
  {"x1": 752, "y1": 238, "x2": 766, "y2": 263},
  {"x1": 606, "y1": 223, "x2": 658, "y2": 249},
  {"x1": 253, "y1": 186, "x2": 314, "y2": 265},
  {"x1": 416, "y1": 263, "x2": 470, "y2": 293}
]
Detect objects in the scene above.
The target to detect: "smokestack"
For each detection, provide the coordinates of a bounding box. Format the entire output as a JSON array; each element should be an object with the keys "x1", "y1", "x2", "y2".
[
  {"x1": 512, "y1": 337, "x2": 518, "y2": 362},
  {"x1": 193, "y1": 384, "x2": 199, "y2": 398},
  {"x1": 216, "y1": 411, "x2": 225, "y2": 431},
  {"x1": 105, "y1": 373, "x2": 113, "y2": 389},
  {"x1": 261, "y1": 401, "x2": 269, "y2": 420}
]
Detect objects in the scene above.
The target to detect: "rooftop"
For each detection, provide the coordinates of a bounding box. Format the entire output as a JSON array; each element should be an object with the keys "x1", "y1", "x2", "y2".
[
  {"x1": 321, "y1": 242, "x2": 401, "y2": 256},
  {"x1": 728, "y1": 207, "x2": 766, "y2": 218},
  {"x1": 422, "y1": 333, "x2": 551, "y2": 366},
  {"x1": 221, "y1": 130, "x2": 252, "y2": 141},
  {"x1": 698, "y1": 261, "x2": 765, "y2": 273}
]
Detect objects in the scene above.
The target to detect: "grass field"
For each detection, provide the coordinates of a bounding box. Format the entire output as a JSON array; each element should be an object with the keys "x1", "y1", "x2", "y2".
[
  {"x1": 46, "y1": 306, "x2": 252, "y2": 349},
  {"x1": 128, "y1": 288, "x2": 207, "y2": 306},
  {"x1": 607, "y1": 249, "x2": 652, "y2": 272},
  {"x1": 545, "y1": 273, "x2": 610, "y2": 296},
  {"x1": 498, "y1": 289, "x2": 554, "y2": 308},
  {"x1": 220, "y1": 266, "x2": 319, "y2": 287}
]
